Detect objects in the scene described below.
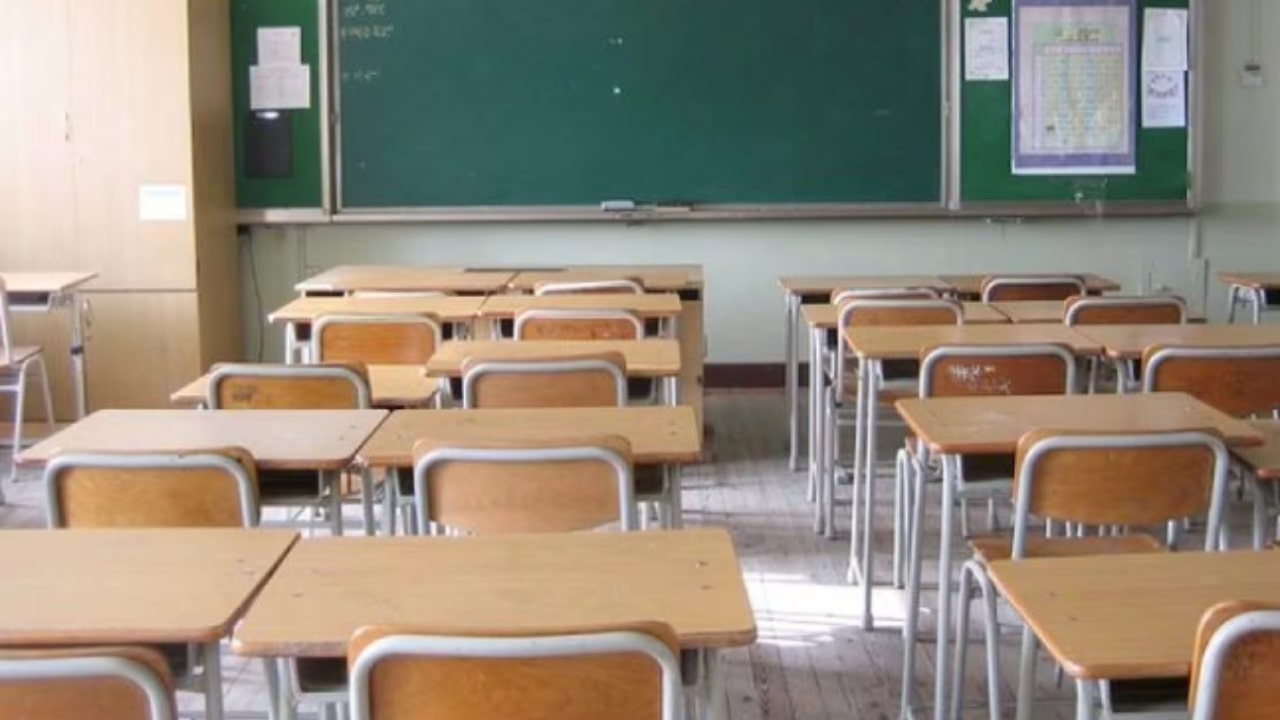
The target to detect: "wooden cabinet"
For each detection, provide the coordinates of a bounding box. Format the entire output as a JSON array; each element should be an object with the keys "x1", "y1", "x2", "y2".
[{"x1": 0, "y1": 0, "x2": 239, "y2": 417}]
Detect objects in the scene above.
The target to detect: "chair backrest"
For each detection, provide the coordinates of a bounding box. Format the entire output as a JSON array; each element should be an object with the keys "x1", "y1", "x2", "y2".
[
  {"x1": 0, "y1": 646, "x2": 175, "y2": 720},
  {"x1": 313, "y1": 314, "x2": 442, "y2": 365},
  {"x1": 206, "y1": 362, "x2": 372, "y2": 409},
  {"x1": 514, "y1": 309, "x2": 644, "y2": 341},
  {"x1": 829, "y1": 287, "x2": 941, "y2": 305},
  {"x1": 461, "y1": 353, "x2": 627, "y2": 409},
  {"x1": 348, "y1": 622, "x2": 682, "y2": 720},
  {"x1": 534, "y1": 279, "x2": 644, "y2": 296},
  {"x1": 411, "y1": 435, "x2": 635, "y2": 534},
  {"x1": 43, "y1": 448, "x2": 260, "y2": 528},
  {"x1": 1142, "y1": 345, "x2": 1280, "y2": 418},
  {"x1": 0, "y1": 277, "x2": 11, "y2": 365},
  {"x1": 980, "y1": 275, "x2": 1086, "y2": 302},
  {"x1": 919, "y1": 344, "x2": 1077, "y2": 398},
  {"x1": 1010, "y1": 429, "x2": 1229, "y2": 556},
  {"x1": 1063, "y1": 295, "x2": 1187, "y2": 325},
  {"x1": 1188, "y1": 602, "x2": 1280, "y2": 719},
  {"x1": 837, "y1": 297, "x2": 964, "y2": 329}
]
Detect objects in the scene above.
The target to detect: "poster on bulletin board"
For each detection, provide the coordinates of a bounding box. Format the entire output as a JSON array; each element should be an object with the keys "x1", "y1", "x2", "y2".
[{"x1": 1011, "y1": 0, "x2": 1137, "y2": 176}]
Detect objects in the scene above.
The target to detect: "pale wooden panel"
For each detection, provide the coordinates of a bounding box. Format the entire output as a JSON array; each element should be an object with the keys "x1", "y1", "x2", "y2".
[
  {"x1": 67, "y1": 0, "x2": 196, "y2": 289},
  {"x1": 0, "y1": 1, "x2": 78, "y2": 270},
  {"x1": 83, "y1": 292, "x2": 202, "y2": 410},
  {"x1": 681, "y1": 299, "x2": 706, "y2": 431}
]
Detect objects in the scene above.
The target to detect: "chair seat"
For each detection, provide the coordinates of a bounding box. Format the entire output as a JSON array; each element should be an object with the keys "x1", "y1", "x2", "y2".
[{"x1": 968, "y1": 532, "x2": 1165, "y2": 562}]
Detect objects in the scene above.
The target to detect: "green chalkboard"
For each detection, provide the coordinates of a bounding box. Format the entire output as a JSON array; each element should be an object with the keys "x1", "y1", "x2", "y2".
[
  {"x1": 960, "y1": 0, "x2": 1190, "y2": 205},
  {"x1": 335, "y1": 0, "x2": 942, "y2": 209},
  {"x1": 231, "y1": 0, "x2": 324, "y2": 209}
]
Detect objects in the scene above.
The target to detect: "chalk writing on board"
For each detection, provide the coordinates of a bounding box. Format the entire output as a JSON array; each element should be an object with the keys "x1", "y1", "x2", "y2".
[
  {"x1": 342, "y1": 69, "x2": 383, "y2": 85},
  {"x1": 341, "y1": 24, "x2": 396, "y2": 41},
  {"x1": 341, "y1": 1, "x2": 388, "y2": 20}
]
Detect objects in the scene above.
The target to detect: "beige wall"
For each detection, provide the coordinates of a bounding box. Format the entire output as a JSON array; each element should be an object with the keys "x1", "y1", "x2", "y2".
[{"x1": 243, "y1": 1, "x2": 1278, "y2": 364}]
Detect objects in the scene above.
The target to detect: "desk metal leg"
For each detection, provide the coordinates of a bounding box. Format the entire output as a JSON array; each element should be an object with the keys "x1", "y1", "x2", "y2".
[
  {"x1": 667, "y1": 465, "x2": 684, "y2": 529},
  {"x1": 262, "y1": 658, "x2": 282, "y2": 720},
  {"x1": 1226, "y1": 284, "x2": 1239, "y2": 323},
  {"x1": 203, "y1": 641, "x2": 224, "y2": 720},
  {"x1": 1074, "y1": 678, "x2": 1097, "y2": 720},
  {"x1": 1254, "y1": 288, "x2": 1265, "y2": 325},
  {"x1": 932, "y1": 454, "x2": 960, "y2": 720},
  {"x1": 901, "y1": 445, "x2": 930, "y2": 719},
  {"x1": 69, "y1": 292, "x2": 88, "y2": 418},
  {"x1": 858, "y1": 358, "x2": 879, "y2": 629},
  {"x1": 811, "y1": 326, "x2": 829, "y2": 534},
  {"x1": 786, "y1": 294, "x2": 801, "y2": 471},
  {"x1": 696, "y1": 649, "x2": 725, "y2": 720}
]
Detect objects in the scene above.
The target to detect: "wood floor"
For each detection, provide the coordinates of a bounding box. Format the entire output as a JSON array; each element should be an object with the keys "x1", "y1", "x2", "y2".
[{"x1": 3, "y1": 389, "x2": 1222, "y2": 719}]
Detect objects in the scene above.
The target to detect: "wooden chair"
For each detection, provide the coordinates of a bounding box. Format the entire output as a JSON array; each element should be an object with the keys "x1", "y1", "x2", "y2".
[
  {"x1": 1186, "y1": 602, "x2": 1280, "y2": 719},
  {"x1": 890, "y1": 344, "x2": 1076, "y2": 588},
  {"x1": 1064, "y1": 295, "x2": 1186, "y2": 393},
  {"x1": 513, "y1": 308, "x2": 644, "y2": 341},
  {"x1": 409, "y1": 434, "x2": 636, "y2": 534},
  {"x1": 347, "y1": 622, "x2": 683, "y2": 720},
  {"x1": 41, "y1": 448, "x2": 260, "y2": 708},
  {"x1": 461, "y1": 352, "x2": 627, "y2": 409},
  {"x1": 43, "y1": 448, "x2": 260, "y2": 529},
  {"x1": 0, "y1": 277, "x2": 55, "y2": 488},
  {"x1": 0, "y1": 646, "x2": 176, "y2": 720},
  {"x1": 312, "y1": 313, "x2": 442, "y2": 365},
  {"x1": 980, "y1": 275, "x2": 1086, "y2": 302},
  {"x1": 534, "y1": 278, "x2": 644, "y2": 295},
  {"x1": 1142, "y1": 345, "x2": 1280, "y2": 418},
  {"x1": 206, "y1": 362, "x2": 374, "y2": 537},
  {"x1": 825, "y1": 298, "x2": 964, "y2": 572},
  {"x1": 951, "y1": 429, "x2": 1230, "y2": 720}
]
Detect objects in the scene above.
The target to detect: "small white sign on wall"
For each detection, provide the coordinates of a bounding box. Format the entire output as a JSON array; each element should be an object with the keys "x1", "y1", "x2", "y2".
[{"x1": 138, "y1": 184, "x2": 188, "y2": 222}]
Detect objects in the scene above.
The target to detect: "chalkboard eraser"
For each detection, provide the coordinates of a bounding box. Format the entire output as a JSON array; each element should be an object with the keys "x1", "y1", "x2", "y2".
[{"x1": 600, "y1": 199, "x2": 636, "y2": 212}]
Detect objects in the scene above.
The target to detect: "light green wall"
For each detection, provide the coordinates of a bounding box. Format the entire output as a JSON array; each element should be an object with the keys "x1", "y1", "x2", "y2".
[{"x1": 243, "y1": 1, "x2": 1278, "y2": 364}]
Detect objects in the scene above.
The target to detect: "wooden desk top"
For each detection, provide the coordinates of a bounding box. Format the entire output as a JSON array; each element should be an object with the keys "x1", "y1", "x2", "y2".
[
  {"x1": 232, "y1": 529, "x2": 755, "y2": 657},
  {"x1": 479, "y1": 293, "x2": 683, "y2": 319},
  {"x1": 801, "y1": 302, "x2": 1008, "y2": 329},
  {"x1": 1074, "y1": 324, "x2": 1280, "y2": 359},
  {"x1": 778, "y1": 275, "x2": 948, "y2": 295},
  {"x1": 988, "y1": 550, "x2": 1280, "y2": 680},
  {"x1": 1217, "y1": 271, "x2": 1280, "y2": 290},
  {"x1": 894, "y1": 392, "x2": 1263, "y2": 456},
  {"x1": 940, "y1": 273, "x2": 1122, "y2": 295},
  {"x1": 295, "y1": 266, "x2": 515, "y2": 294},
  {"x1": 359, "y1": 406, "x2": 701, "y2": 467},
  {"x1": 17, "y1": 409, "x2": 388, "y2": 471},
  {"x1": 0, "y1": 271, "x2": 98, "y2": 294},
  {"x1": 508, "y1": 266, "x2": 702, "y2": 292},
  {"x1": 269, "y1": 296, "x2": 486, "y2": 324},
  {"x1": 172, "y1": 366, "x2": 436, "y2": 409},
  {"x1": 1230, "y1": 420, "x2": 1280, "y2": 481},
  {"x1": 844, "y1": 324, "x2": 1101, "y2": 360},
  {"x1": 0, "y1": 528, "x2": 297, "y2": 646},
  {"x1": 426, "y1": 340, "x2": 681, "y2": 378},
  {"x1": 989, "y1": 300, "x2": 1065, "y2": 324}
]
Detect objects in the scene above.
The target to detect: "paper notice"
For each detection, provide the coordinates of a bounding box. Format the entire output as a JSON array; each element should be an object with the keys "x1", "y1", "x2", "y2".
[
  {"x1": 249, "y1": 64, "x2": 311, "y2": 110},
  {"x1": 1142, "y1": 8, "x2": 1188, "y2": 71},
  {"x1": 257, "y1": 27, "x2": 302, "y2": 67},
  {"x1": 965, "y1": 17, "x2": 1009, "y2": 81},
  {"x1": 138, "y1": 185, "x2": 188, "y2": 222},
  {"x1": 1141, "y1": 70, "x2": 1186, "y2": 128}
]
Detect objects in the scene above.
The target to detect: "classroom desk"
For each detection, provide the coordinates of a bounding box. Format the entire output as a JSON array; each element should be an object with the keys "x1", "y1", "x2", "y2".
[
  {"x1": 18, "y1": 408, "x2": 388, "y2": 534},
  {"x1": 1217, "y1": 271, "x2": 1280, "y2": 324},
  {"x1": 0, "y1": 271, "x2": 98, "y2": 417},
  {"x1": 232, "y1": 529, "x2": 755, "y2": 720},
  {"x1": 940, "y1": 272, "x2": 1122, "y2": 299},
  {"x1": 294, "y1": 266, "x2": 515, "y2": 296},
  {"x1": 0, "y1": 528, "x2": 298, "y2": 720},
  {"x1": 359, "y1": 406, "x2": 701, "y2": 529},
  {"x1": 1075, "y1": 323, "x2": 1280, "y2": 360},
  {"x1": 989, "y1": 300, "x2": 1066, "y2": 323},
  {"x1": 478, "y1": 292, "x2": 683, "y2": 337},
  {"x1": 892, "y1": 392, "x2": 1262, "y2": 720},
  {"x1": 507, "y1": 265, "x2": 707, "y2": 434},
  {"x1": 778, "y1": 275, "x2": 952, "y2": 471},
  {"x1": 988, "y1": 550, "x2": 1280, "y2": 720},
  {"x1": 171, "y1": 365, "x2": 438, "y2": 409},
  {"x1": 269, "y1": 295, "x2": 486, "y2": 364},
  {"x1": 426, "y1": 339, "x2": 682, "y2": 404},
  {"x1": 829, "y1": 324, "x2": 1101, "y2": 633}
]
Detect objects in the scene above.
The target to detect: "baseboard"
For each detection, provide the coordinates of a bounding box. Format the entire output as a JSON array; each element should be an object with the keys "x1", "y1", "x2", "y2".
[{"x1": 705, "y1": 363, "x2": 808, "y2": 389}]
